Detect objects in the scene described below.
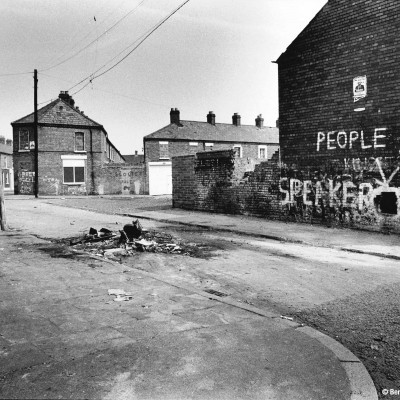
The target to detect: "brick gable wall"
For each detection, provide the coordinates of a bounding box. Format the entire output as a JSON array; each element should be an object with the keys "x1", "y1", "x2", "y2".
[{"x1": 275, "y1": 0, "x2": 400, "y2": 229}]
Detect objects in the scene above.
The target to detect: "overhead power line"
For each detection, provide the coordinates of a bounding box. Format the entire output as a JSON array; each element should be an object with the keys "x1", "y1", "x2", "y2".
[
  {"x1": 68, "y1": 0, "x2": 191, "y2": 94},
  {"x1": 40, "y1": 0, "x2": 148, "y2": 72},
  {"x1": 0, "y1": 71, "x2": 33, "y2": 77}
]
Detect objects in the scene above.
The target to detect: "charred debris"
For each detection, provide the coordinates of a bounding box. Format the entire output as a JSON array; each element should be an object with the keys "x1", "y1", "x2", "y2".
[{"x1": 68, "y1": 219, "x2": 208, "y2": 259}]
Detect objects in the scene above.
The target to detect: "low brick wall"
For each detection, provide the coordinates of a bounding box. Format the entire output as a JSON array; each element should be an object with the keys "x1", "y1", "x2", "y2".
[
  {"x1": 172, "y1": 150, "x2": 400, "y2": 234},
  {"x1": 172, "y1": 150, "x2": 281, "y2": 217},
  {"x1": 96, "y1": 164, "x2": 145, "y2": 195}
]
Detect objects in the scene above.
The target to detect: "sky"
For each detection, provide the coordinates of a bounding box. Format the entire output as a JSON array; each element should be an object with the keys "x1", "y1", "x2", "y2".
[{"x1": 0, "y1": 0, "x2": 327, "y2": 154}]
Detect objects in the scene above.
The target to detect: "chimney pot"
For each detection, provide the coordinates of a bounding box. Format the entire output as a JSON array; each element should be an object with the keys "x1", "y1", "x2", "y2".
[
  {"x1": 59, "y1": 90, "x2": 75, "y2": 107},
  {"x1": 207, "y1": 111, "x2": 216, "y2": 125},
  {"x1": 170, "y1": 108, "x2": 180, "y2": 124},
  {"x1": 255, "y1": 114, "x2": 264, "y2": 128},
  {"x1": 232, "y1": 113, "x2": 241, "y2": 126}
]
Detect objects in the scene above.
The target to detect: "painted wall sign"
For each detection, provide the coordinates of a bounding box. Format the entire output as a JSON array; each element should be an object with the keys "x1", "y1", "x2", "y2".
[
  {"x1": 316, "y1": 128, "x2": 386, "y2": 151},
  {"x1": 353, "y1": 76, "x2": 367, "y2": 102}
]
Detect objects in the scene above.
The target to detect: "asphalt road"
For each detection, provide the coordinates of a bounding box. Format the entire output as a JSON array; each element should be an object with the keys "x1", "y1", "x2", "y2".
[{"x1": 4, "y1": 196, "x2": 400, "y2": 397}]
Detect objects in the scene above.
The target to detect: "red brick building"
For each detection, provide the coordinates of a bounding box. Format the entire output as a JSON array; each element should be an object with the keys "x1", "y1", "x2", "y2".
[
  {"x1": 11, "y1": 91, "x2": 125, "y2": 195},
  {"x1": 276, "y1": 0, "x2": 400, "y2": 224},
  {"x1": 143, "y1": 108, "x2": 279, "y2": 195}
]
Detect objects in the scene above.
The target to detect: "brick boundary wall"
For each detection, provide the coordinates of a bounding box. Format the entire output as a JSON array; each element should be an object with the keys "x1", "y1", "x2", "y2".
[{"x1": 172, "y1": 150, "x2": 400, "y2": 234}]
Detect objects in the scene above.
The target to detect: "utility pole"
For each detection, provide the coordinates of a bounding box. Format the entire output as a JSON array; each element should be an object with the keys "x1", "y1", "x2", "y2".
[{"x1": 34, "y1": 69, "x2": 38, "y2": 198}]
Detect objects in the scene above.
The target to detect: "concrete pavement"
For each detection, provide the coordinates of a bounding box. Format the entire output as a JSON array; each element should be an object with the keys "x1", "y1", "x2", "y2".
[{"x1": 0, "y1": 196, "x2": 380, "y2": 399}]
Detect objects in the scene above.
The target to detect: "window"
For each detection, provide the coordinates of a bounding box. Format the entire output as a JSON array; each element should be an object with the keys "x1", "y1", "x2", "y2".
[
  {"x1": 233, "y1": 144, "x2": 242, "y2": 157},
  {"x1": 258, "y1": 145, "x2": 267, "y2": 159},
  {"x1": 62, "y1": 156, "x2": 86, "y2": 184},
  {"x1": 75, "y1": 132, "x2": 85, "y2": 152},
  {"x1": 205, "y1": 142, "x2": 214, "y2": 151},
  {"x1": 189, "y1": 142, "x2": 198, "y2": 146},
  {"x1": 159, "y1": 141, "x2": 169, "y2": 159},
  {"x1": 2, "y1": 170, "x2": 9, "y2": 188},
  {"x1": 19, "y1": 128, "x2": 30, "y2": 151}
]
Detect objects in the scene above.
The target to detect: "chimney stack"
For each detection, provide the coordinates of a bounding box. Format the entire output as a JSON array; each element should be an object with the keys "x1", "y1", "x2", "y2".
[
  {"x1": 255, "y1": 114, "x2": 264, "y2": 128},
  {"x1": 207, "y1": 111, "x2": 216, "y2": 125},
  {"x1": 232, "y1": 113, "x2": 241, "y2": 126},
  {"x1": 59, "y1": 91, "x2": 75, "y2": 107},
  {"x1": 170, "y1": 108, "x2": 180, "y2": 124}
]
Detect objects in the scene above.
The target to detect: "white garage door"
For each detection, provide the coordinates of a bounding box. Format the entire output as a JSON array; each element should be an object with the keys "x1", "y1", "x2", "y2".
[{"x1": 148, "y1": 162, "x2": 172, "y2": 195}]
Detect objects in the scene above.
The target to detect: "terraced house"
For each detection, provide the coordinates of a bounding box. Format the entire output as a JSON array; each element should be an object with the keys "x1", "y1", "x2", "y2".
[
  {"x1": 11, "y1": 91, "x2": 125, "y2": 196},
  {"x1": 143, "y1": 108, "x2": 279, "y2": 195},
  {"x1": 0, "y1": 136, "x2": 13, "y2": 193}
]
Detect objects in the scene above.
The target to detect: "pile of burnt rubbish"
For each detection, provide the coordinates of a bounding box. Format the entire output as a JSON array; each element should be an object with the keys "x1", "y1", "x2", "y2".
[{"x1": 69, "y1": 219, "x2": 194, "y2": 258}]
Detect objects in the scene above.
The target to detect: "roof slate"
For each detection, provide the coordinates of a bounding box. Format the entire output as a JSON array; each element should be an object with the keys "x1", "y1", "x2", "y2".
[
  {"x1": 144, "y1": 121, "x2": 279, "y2": 144},
  {"x1": 122, "y1": 154, "x2": 144, "y2": 165},
  {"x1": 12, "y1": 98, "x2": 103, "y2": 128}
]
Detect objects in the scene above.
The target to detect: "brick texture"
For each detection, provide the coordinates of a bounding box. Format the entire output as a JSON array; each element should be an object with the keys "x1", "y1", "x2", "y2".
[
  {"x1": 274, "y1": 0, "x2": 400, "y2": 231},
  {"x1": 173, "y1": 148, "x2": 400, "y2": 233},
  {"x1": 12, "y1": 107, "x2": 128, "y2": 195}
]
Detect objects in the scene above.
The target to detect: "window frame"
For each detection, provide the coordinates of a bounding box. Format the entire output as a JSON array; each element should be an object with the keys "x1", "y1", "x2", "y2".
[
  {"x1": 61, "y1": 156, "x2": 86, "y2": 185},
  {"x1": 74, "y1": 132, "x2": 85, "y2": 152},
  {"x1": 159, "y1": 141, "x2": 169, "y2": 160},
  {"x1": 258, "y1": 145, "x2": 268, "y2": 159},
  {"x1": 233, "y1": 144, "x2": 242, "y2": 158},
  {"x1": 19, "y1": 128, "x2": 30, "y2": 152}
]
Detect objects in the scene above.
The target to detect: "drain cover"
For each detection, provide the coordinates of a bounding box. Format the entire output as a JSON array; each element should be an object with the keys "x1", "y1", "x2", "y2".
[{"x1": 204, "y1": 289, "x2": 228, "y2": 297}]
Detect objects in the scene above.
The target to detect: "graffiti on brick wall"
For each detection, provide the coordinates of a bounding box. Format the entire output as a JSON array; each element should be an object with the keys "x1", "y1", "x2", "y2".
[
  {"x1": 121, "y1": 168, "x2": 142, "y2": 195},
  {"x1": 42, "y1": 177, "x2": 60, "y2": 195},
  {"x1": 316, "y1": 128, "x2": 387, "y2": 151},
  {"x1": 279, "y1": 157, "x2": 400, "y2": 217},
  {"x1": 121, "y1": 169, "x2": 131, "y2": 194},
  {"x1": 18, "y1": 171, "x2": 35, "y2": 194}
]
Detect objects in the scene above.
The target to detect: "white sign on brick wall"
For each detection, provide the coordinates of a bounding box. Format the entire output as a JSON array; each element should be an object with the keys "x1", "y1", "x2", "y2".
[{"x1": 353, "y1": 76, "x2": 367, "y2": 102}]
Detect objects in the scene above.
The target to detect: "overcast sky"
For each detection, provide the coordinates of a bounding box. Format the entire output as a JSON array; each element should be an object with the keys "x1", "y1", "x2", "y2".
[{"x1": 0, "y1": 0, "x2": 326, "y2": 154}]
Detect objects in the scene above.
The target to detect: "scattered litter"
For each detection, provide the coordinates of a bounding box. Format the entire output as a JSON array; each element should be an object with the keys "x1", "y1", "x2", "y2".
[
  {"x1": 204, "y1": 289, "x2": 228, "y2": 297},
  {"x1": 280, "y1": 316, "x2": 294, "y2": 321},
  {"x1": 123, "y1": 219, "x2": 142, "y2": 241},
  {"x1": 67, "y1": 219, "x2": 202, "y2": 258},
  {"x1": 104, "y1": 248, "x2": 127, "y2": 258},
  {"x1": 108, "y1": 288, "x2": 133, "y2": 302}
]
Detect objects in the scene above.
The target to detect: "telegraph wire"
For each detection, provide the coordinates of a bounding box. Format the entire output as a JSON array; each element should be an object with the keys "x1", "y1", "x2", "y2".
[
  {"x1": 37, "y1": 71, "x2": 170, "y2": 108},
  {"x1": 67, "y1": 0, "x2": 191, "y2": 94},
  {"x1": 0, "y1": 71, "x2": 33, "y2": 77},
  {"x1": 40, "y1": 0, "x2": 129, "y2": 70},
  {"x1": 38, "y1": 0, "x2": 191, "y2": 105},
  {"x1": 40, "y1": 0, "x2": 148, "y2": 72}
]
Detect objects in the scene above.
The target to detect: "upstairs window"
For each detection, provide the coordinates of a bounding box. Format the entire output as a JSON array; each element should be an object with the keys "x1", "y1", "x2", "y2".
[
  {"x1": 258, "y1": 145, "x2": 267, "y2": 159},
  {"x1": 75, "y1": 132, "x2": 85, "y2": 152},
  {"x1": 205, "y1": 142, "x2": 214, "y2": 151},
  {"x1": 19, "y1": 128, "x2": 30, "y2": 151},
  {"x1": 159, "y1": 141, "x2": 169, "y2": 159},
  {"x1": 233, "y1": 144, "x2": 242, "y2": 157}
]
